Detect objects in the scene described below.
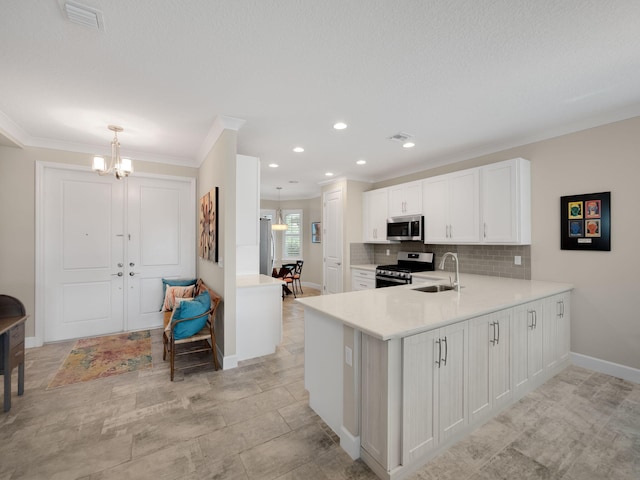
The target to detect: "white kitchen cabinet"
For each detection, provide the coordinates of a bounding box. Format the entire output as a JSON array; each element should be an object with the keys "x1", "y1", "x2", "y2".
[
  {"x1": 468, "y1": 310, "x2": 512, "y2": 425},
  {"x1": 480, "y1": 158, "x2": 531, "y2": 244},
  {"x1": 363, "y1": 188, "x2": 391, "y2": 243},
  {"x1": 402, "y1": 321, "x2": 468, "y2": 465},
  {"x1": 388, "y1": 181, "x2": 423, "y2": 217},
  {"x1": 422, "y1": 169, "x2": 480, "y2": 243},
  {"x1": 557, "y1": 292, "x2": 571, "y2": 362},
  {"x1": 543, "y1": 292, "x2": 572, "y2": 369},
  {"x1": 351, "y1": 268, "x2": 375, "y2": 291},
  {"x1": 512, "y1": 300, "x2": 545, "y2": 397}
]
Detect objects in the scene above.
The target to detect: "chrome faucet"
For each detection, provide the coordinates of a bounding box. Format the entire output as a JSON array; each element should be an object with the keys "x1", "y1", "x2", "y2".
[{"x1": 439, "y1": 252, "x2": 460, "y2": 291}]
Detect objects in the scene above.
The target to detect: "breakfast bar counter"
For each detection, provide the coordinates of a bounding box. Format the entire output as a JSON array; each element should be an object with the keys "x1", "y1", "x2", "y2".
[{"x1": 297, "y1": 272, "x2": 573, "y2": 340}]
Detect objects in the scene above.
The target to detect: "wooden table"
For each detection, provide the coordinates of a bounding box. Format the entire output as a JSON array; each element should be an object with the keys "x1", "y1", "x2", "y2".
[{"x1": 0, "y1": 315, "x2": 27, "y2": 412}]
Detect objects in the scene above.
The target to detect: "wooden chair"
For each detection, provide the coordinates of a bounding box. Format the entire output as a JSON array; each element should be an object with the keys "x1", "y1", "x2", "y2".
[
  {"x1": 292, "y1": 260, "x2": 304, "y2": 295},
  {"x1": 162, "y1": 280, "x2": 221, "y2": 380}
]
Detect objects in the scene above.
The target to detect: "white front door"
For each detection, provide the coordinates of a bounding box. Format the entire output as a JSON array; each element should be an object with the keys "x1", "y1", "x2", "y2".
[
  {"x1": 43, "y1": 168, "x2": 125, "y2": 342},
  {"x1": 126, "y1": 176, "x2": 196, "y2": 330},
  {"x1": 41, "y1": 166, "x2": 195, "y2": 342},
  {"x1": 323, "y1": 188, "x2": 343, "y2": 295}
]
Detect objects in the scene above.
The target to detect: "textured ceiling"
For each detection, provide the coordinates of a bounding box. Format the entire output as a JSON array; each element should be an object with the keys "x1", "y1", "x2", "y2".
[{"x1": 1, "y1": 0, "x2": 640, "y2": 199}]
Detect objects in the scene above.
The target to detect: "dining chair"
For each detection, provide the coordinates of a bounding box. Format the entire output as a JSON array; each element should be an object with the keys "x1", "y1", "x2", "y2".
[{"x1": 292, "y1": 260, "x2": 304, "y2": 295}]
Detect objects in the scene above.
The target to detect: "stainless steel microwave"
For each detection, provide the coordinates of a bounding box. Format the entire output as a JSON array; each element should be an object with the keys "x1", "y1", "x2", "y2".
[{"x1": 386, "y1": 215, "x2": 424, "y2": 241}]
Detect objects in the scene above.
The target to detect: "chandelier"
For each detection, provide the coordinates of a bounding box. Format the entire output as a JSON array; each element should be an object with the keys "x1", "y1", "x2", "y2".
[
  {"x1": 91, "y1": 125, "x2": 133, "y2": 179},
  {"x1": 272, "y1": 187, "x2": 288, "y2": 230}
]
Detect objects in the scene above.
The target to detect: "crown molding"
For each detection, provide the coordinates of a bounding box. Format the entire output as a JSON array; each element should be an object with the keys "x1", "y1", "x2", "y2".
[
  {"x1": 196, "y1": 115, "x2": 246, "y2": 166},
  {"x1": 0, "y1": 110, "x2": 26, "y2": 148}
]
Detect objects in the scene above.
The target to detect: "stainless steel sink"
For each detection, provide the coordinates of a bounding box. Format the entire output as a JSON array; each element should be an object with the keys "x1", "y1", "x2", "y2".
[{"x1": 413, "y1": 284, "x2": 455, "y2": 293}]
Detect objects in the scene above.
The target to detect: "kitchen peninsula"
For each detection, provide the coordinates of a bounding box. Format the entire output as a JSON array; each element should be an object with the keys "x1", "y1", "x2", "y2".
[{"x1": 297, "y1": 272, "x2": 573, "y2": 480}]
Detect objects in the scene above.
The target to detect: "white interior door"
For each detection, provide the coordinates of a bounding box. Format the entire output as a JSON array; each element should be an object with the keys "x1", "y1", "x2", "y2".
[
  {"x1": 323, "y1": 188, "x2": 343, "y2": 295},
  {"x1": 126, "y1": 176, "x2": 196, "y2": 331},
  {"x1": 41, "y1": 166, "x2": 195, "y2": 341},
  {"x1": 43, "y1": 168, "x2": 125, "y2": 342}
]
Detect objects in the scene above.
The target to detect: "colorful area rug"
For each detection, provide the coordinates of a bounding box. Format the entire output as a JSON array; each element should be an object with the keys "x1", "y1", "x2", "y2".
[{"x1": 47, "y1": 330, "x2": 152, "y2": 389}]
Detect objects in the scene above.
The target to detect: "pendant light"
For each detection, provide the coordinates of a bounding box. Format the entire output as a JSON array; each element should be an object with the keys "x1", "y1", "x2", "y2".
[
  {"x1": 91, "y1": 125, "x2": 133, "y2": 179},
  {"x1": 272, "y1": 187, "x2": 288, "y2": 230}
]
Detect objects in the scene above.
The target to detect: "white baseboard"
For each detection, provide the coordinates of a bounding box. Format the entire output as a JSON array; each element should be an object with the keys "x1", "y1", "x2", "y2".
[
  {"x1": 301, "y1": 281, "x2": 321, "y2": 291},
  {"x1": 222, "y1": 354, "x2": 238, "y2": 370},
  {"x1": 571, "y1": 352, "x2": 640, "y2": 384},
  {"x1": 26, "y1": 336, "x2": 43, "y2": 348},
  {"x1": 339, "y1": 427, "x2": 360, "y2": 460}
]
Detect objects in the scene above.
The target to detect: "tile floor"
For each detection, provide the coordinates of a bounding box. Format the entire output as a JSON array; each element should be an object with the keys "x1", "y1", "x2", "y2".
[{"x1": 1, "y1": 287, "x2": 638, "y2": 479}]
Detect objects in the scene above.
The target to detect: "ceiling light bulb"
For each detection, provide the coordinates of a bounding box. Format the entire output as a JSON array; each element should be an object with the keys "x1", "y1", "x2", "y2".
[
  {"x1": 356, "y1": 159, "x2": 366, "y2": 165},
  {"x1": 333, "y1": 122, "x2": 347, "y2": 130},
  {"x1": 268, "y1": 163, "x2": 279, "y2": 168},
  {"x1": 293, "y1": 147, "x2": 304, "y2": 153},
  {"x1": 325, "y1": 172, "x2": 334, "y2": 177},
  {"x1": 402, "y1": 142, "x2": 415, "y2": 148}
]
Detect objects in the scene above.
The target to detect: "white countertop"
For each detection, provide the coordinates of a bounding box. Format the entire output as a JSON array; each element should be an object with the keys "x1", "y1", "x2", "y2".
[
  {"x1": 297, "y1": 272, "x2": 573, "y2": 340},
  {"x1": 237, "y1": 274, "x2": 285, "y2": 288}
]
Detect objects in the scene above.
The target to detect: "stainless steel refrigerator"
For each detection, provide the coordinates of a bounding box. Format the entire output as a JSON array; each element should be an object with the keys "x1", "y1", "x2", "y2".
[{"x1": 259, "y1": 218, "x2": 275, "y2": 275}]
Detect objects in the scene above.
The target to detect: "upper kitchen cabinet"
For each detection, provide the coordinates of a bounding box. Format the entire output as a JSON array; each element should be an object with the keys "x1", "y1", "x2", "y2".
[
  {"x1": 388, "y1": 181, "x2": 422, "y2": 217},
  {"x1": 363, "y1": 188, "x2": 392, "y2": 243},
  {"x1": 423, "y1": 169, "x2": 480, "y2": 243},
  {"x1": 480, "y1": 158, "x2": 531, "y2": 244}
]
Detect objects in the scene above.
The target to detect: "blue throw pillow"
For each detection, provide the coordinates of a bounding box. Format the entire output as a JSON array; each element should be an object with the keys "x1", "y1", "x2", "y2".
[
  {"x1": 161, "y1": 278, "x2": 197, "y2": 309},
  {"x1": 172, "y1": 290, "x2": 211, "y2": 340}
]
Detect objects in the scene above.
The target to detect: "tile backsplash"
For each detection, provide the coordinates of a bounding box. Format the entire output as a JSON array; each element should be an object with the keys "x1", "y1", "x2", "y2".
[{"x1": 350, "y1": 242, "x2": 531, "y2": 280}]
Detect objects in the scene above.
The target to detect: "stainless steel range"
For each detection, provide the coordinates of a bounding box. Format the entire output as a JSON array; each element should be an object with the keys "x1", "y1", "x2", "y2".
[{"x1": 375, "y1": 252, "x2": 436, "y2": 288}]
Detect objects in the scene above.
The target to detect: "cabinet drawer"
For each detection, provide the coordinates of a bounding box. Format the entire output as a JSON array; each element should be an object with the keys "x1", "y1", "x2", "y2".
[
  {"x1": 9, "y1": 342, "x2": 24, "y2": 369},
  {"x1": 10, "y1": 322, "x2": 25, "y2": 346}
]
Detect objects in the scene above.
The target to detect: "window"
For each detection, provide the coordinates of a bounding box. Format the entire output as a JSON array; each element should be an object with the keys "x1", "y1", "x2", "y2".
[{"x1": 282, "y1": 209, "x2": 302, "y2": 259}]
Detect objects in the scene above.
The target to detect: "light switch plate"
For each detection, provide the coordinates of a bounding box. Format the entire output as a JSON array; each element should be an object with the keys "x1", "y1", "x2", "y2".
[
  {"x1": 345, "y1": 346, "x2": 353, "y2": 366},
  {"x1": 514, "y1": 255, "x2": 522, "y2": 265}
]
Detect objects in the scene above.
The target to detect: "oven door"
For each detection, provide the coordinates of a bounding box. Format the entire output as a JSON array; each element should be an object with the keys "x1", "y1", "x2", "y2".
[{"x1": 375, "y1": 275, "x2": 412, "y2": 288}]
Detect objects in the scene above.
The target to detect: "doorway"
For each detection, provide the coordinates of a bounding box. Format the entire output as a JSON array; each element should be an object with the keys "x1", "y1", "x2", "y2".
[{"x1": 36, "y1": 164, "x2": 195, "y2": 343}]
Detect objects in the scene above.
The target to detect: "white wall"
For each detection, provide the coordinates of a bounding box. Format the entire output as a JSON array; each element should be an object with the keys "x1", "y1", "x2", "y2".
[{"x1": 374, "y1": 116, "x2": 640, "y2": 370}]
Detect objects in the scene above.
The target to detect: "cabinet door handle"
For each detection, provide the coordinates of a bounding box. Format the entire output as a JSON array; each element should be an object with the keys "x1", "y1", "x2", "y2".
[
  {"x1": 490, "y1": 322, "x2": 496, "y2": 345},
  {"x1": 435, "y1": 338, "x2": 442, "y2": 368},
  {"x1": 533, "y1": 310, "x2": 537, "y2": 329},
  {"x1": 484, "y1": 222, "x2": 487, "y2": 238},
  {"x1": 496, "y1": 321, "x2": 500, "y2": 345},
  {"x1": 442, "y1": 336, "x2": 448, "y2": 366},
  {"x1": 528, "y1": 310, "x2": 534, "y2": 329}
]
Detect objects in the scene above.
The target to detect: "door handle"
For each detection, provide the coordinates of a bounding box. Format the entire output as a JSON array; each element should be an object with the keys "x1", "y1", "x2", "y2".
[
  {"x1": 490, "y1": 322, "x2": 496, "y2": 345},
  {"x1": 442, "y1": 336, "x2": 448, "y2": 366},
  {"x1": 496, "y1": 321, "x2": 500, "y2": 345},
  {"x1": 129, "y1": 271, "x2": 142, "y2": 276},
  {"x1": 111, "y1": 272, "x2": 123, "y2": 277},
  {"x1": 336, "y1": 262, "x2": 342, "y2": 266},
  {"x1": 129, "y1": 262, "x2": 135, "y2": 267},
  {"x1": 435, "y1": 338, "x2": 442, "y2": 368}
]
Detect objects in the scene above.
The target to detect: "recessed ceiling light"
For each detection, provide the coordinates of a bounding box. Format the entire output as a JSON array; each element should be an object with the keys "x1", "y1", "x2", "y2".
[
  {"x1": 356, "y1": 159, "x2": 366, "y2": 165},
  {"x1": 333, "y1": 122, "x2": 347, "y2": 130},
  {"x1": 293, "y1": 147, "x2": 304, "y2": 153},
  {"x1": 325, "y1": 172, "x2": 334, "y2": 177},
  {"x1": 402, "y1": 142, "x2": 415, "y2": 148},
  {"x1": 268, "y1": 163, "x2": 279, "y2": 168}
]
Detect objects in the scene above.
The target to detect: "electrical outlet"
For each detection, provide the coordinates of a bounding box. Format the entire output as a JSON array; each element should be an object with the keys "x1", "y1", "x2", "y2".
[
  {"x1": 514, "y1": 255, "x2": 522, "y2": 265},
  {"x1": 345, "y1": 346, "x2": 353, "y2": 366},
  {"x1": 386, "y1": 249, "x2": 390, "y2": 256}
]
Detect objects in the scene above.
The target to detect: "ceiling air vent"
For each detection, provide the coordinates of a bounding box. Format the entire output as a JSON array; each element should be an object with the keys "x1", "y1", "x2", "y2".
[
  {"x1": 61, "y1": 1, "x2": 104, "y2": 31},
  {"x1": 387, "y1": 132, "x2": 413, "y2": 143}
]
